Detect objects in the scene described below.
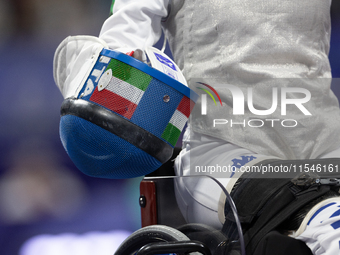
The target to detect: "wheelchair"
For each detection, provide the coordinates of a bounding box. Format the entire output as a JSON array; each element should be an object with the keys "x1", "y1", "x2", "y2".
[{"x1": 114, "y1": 149, "x2": 340, "y2": 255}]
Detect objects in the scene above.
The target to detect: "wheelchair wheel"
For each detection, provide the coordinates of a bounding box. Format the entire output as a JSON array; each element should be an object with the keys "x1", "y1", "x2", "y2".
[
  {"x1": 177, "y1": 223, "x2": 226, "y2": 253},
  {"x1": 114, "y1": 225, "x2": 200, "y2": 255}
]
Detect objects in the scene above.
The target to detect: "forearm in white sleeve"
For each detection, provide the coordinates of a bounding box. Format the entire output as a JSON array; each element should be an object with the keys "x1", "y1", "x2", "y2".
[
  {"x1": 99, "y1": 0, "x2": 169, "y2": 52},
  {"x1": 293, "y1": 197, "x2": 340, "y2": 255}
]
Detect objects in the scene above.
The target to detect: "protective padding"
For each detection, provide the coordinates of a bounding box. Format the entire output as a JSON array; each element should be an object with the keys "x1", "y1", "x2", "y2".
[{"x1": 60, "y1": 115, "x2": 162, "y2": 179}]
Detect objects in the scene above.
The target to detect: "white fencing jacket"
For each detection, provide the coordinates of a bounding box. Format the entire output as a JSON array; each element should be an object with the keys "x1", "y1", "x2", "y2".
[
  {"x1": 100, "y1": 0, "x2": 340, "y2": 160},
  {"x1": 99, "y1": 1, "x2": 340, "y2": 254}
]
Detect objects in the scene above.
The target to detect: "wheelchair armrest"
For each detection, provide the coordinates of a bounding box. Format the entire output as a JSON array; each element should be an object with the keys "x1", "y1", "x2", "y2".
[
  {"x1": 140, "y1": 147, "x2": 186, "y2": 227},
  {"x1": 140, "y1": 177, "x2": 187, "y2": 228}
]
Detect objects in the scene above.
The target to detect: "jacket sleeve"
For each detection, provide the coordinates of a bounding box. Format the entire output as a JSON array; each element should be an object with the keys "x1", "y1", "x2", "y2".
[
  {"x1": 294, "y1": 198, "x2": 340, "y2": 255},
  {"x1": 99, "y1": 0, "x2": 170, "y2": 52}
]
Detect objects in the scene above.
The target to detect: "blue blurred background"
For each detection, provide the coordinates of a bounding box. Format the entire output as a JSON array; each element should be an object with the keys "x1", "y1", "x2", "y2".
[
  {"x1": 0, "y1": 1, "x2": 142, "y2": 254},
  {"x1": 0, "y1": 1, "x2": 339, "y2": 254}
]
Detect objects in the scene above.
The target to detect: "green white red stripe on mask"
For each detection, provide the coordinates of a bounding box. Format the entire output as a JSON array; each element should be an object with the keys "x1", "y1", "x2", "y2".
[
  {"x1": 90, "y1": 59, "x2": 151, "y2": 119},
  {"x1": 161, "y1": 96, "x2": 194, "y2": 146}
]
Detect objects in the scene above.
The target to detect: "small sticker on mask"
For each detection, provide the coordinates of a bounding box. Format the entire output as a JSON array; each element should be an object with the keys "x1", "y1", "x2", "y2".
[
  {"x1": 145, "y1": 46, "x2": 187, "y2": 86},
  {"x1": 98, "y1": 69, "x2": 112, "y2": 91}
]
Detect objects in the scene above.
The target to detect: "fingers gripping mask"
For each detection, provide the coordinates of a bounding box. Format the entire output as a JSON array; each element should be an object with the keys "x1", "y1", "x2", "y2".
[{"x1": 53, "y1": 36, "x2": 198, "y2": 179}]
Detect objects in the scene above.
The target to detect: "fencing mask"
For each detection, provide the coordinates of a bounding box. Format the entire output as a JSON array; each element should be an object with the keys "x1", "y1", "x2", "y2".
[{"x1": 53, "y1": 36, "x2": 198, "y2": 179}]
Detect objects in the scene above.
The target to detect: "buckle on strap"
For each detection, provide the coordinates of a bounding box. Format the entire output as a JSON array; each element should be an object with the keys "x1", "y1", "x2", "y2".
[{"x1": 292, "y1": 173, "x2": 340, "y2": 187}]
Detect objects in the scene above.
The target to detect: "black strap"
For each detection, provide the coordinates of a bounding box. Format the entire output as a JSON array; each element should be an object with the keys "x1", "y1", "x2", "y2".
[
  {"x1": 245, "y1": 184, "x2": 330, "y2": 254},
  {"x1": 253, "y1": 231, "x2": 313, "y2": 255},
  {"x1": 222, "y1": 158, "x2": 340, "y2": 254}
]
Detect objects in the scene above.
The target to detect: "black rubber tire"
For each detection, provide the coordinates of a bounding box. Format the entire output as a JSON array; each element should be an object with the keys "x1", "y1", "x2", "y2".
[{"x1": 114, "y1": 225, "x2": 200, "y2": 255}]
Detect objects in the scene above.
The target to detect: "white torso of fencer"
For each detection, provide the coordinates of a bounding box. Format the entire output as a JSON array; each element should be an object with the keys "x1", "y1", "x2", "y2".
[{"x1": 163, "y1": 0, "x2": 340, "y2": 159}]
